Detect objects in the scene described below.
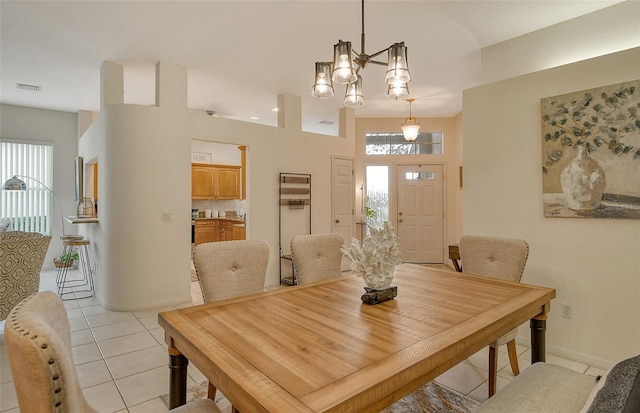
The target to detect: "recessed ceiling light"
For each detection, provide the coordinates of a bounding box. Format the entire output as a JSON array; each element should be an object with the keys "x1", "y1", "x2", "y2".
[
  {"x1": 272, "y1": 108, "x2": 279, "y2": 112},
  {"x1": 250, "y1": 116, "x2": 259, "y2": 120}
]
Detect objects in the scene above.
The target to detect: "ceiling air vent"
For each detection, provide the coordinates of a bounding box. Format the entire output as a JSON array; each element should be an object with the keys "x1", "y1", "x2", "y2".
[{"x1": 16, "y1": 83, "x2": 41, "y2": 92}]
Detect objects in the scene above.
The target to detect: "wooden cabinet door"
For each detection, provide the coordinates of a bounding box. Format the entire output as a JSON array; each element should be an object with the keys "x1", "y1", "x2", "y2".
[
  {"x1": 194, "y1": 221, "x2": 217, "y2": 245},
  {"x1": 192, "y1": 165, "x2": 216, "y2": 199},
  {"x1": 232, "y1": 225, "x2": 246, "y2": 240},
  {"x1": 192, "y1": 164, "x2": 240, "y2": 200},
  {"x1": 215, "y1": 167, "x2": 240, "y2": 199},
  {"x1": 218, "y1": 220, "x2": 234, "y2": 241}
]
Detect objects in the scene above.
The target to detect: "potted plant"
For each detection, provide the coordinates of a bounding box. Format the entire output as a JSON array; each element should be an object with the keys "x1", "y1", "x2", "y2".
[{"x1": 54, "y1": 252, "x2": 79, "y2": 269}]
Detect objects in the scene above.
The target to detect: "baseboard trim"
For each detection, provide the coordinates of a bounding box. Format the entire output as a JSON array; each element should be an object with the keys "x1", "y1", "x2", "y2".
[
  {"x1": 515, "y1": 336, "x2": 614, "y2": 370},
  {"x1": 100, "y1": 293, "x2": 194, "y2": 312}
]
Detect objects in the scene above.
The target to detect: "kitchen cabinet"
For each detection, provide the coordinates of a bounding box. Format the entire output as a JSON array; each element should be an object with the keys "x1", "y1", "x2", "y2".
[
  {"x1": 194, "y1": 220, "x2": 217, "y2": 245},
  {"x1": 217, "y1": 220, "x2": 234, "y2": 242},
  {"x1": 192, "y1": 163, "x2": 241, "y2": 200},
  {"x1": 194, "y1": 219, "x2": 243, "y2": 245},
  {"x1": 232, "y1": 225, "x2": 246, "y2": 241}
]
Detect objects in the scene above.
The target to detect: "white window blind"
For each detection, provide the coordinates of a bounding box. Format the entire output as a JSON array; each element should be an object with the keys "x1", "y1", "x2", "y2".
[{"x1": 1, "y1": 141, "x2": 54, "y2": 234}]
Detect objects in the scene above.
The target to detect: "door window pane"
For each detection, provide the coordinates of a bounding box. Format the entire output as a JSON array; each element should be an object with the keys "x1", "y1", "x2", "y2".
[
  {"x1": 365, "y1": 165, "x2": 388, "y2": 229},
  {"x1": 405, "y1": 171, "x2": 436, "y2": 180}
]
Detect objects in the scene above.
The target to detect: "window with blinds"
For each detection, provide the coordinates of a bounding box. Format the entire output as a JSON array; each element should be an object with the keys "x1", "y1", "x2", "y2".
[{"x1": 1, "y1": 140, "x2": 54, "y2": 234}]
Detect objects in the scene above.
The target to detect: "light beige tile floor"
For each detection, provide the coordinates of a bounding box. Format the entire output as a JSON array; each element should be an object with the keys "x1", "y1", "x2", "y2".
[{"x1": 0, "y1": 268, "x2": 605, "y2": 412}]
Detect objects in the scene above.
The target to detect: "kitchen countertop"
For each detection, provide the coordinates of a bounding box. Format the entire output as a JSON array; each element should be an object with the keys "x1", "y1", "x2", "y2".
[{"x1": 193, "y1": 217, "x2": 245, "y2": 223}]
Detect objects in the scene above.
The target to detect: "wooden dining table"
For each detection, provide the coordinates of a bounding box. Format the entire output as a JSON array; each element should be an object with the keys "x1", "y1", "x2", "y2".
[{"x1": 158, "y1": 263, "x2": 555, "y2": 412}]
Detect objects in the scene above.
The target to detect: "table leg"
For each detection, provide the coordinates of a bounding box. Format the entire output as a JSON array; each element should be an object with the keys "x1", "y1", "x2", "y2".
[
  {"x1": 168, "y1": 343, "x2": 188, "y2": 408},
  {"x1": 530, "y1": 311, "x2": 548, "y2": 363}
]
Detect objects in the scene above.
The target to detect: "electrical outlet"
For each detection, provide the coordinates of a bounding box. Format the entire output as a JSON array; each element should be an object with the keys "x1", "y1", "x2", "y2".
[
  {"x1": 162, "y1": 212, "x2": 174, "y2": 222},
  {"x1": 562, "y1": 303, "x2": 573, "y2": 319}
]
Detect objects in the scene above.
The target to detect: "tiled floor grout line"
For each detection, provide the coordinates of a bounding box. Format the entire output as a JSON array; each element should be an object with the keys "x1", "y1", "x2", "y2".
[{"x1": 80, "y1": 311, "x2": 130, "y2": 412}]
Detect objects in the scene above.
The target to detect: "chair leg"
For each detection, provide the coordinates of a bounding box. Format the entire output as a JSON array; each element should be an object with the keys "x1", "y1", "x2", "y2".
[
  {"x1": 506, "y1": 339, "x2": 520, "y2": 376},
  {"x1": 207, "y1": 381, "x2": 217, "y2": 400},
  {"x1": 488, "y1": 346, "x2": 498, "y2": 397}
]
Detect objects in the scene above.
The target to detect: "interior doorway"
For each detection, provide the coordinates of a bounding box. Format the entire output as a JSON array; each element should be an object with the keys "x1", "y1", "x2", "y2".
[
  {"x1": 332, "y1": 157, "x2": 354, "y2": 271},
  {"x1": 396, "y1": 164, "x2": 444, "y2": 263}
]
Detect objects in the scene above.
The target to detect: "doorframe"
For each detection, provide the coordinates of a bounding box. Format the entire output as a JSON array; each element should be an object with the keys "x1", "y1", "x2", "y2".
[
  {"x1": 396, "y1": 162, "x2": 448, "y2": 264},
  {"x1": 331, "y1": 155, "x2": 355, "y2": 233}
]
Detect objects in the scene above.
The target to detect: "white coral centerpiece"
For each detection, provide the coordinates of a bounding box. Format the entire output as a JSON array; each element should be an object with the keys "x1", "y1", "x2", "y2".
[{"x1": 341, "y1": 221, "x2": 402, "y2": 290}]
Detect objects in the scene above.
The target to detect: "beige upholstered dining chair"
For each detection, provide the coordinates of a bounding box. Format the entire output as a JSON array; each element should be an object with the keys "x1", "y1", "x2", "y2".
[
  {"x1": 5, "y1": 291, "x2": 222, "y2": 413},
  {"x1": 192, "y1": 239, "x2": 270, "y2": 302},
  {"x1": 291, "y1": 233, "x2": 344, "y2": 284},
  {"x1": 458, "y1": 234, "x2": 530, "y2": 398},
  {"x1": 0, "y1": 231, "x2": 51, "y2": 321},
  {"x1": 192, "y1": 239, "x2": 269, "y2": 405}
]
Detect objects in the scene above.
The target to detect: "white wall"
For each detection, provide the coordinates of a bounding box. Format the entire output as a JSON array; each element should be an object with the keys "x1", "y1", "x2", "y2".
[
  {"x1": 78, "y1": 62, "x2": 356, "y2": 311},
  {"x1": 462, "y1": 48, "x2": 640, "y2": 367},
  {"x1": 0, "y1": 104, "x2": 79, "y2": 269},
  {"x1": 191, "y1": 140, "x2": 240, "y2": 165}
]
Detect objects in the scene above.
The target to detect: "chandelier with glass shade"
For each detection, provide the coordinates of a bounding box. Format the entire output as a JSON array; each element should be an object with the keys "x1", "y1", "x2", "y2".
[{"x1": 311, "y1": 0, "x2": 412, "y2": 107}]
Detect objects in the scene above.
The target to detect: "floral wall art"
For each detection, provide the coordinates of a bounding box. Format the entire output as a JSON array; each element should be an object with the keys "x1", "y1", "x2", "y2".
[{"x1": 541, "y1": 79, "x2": 640, "y2": 218}]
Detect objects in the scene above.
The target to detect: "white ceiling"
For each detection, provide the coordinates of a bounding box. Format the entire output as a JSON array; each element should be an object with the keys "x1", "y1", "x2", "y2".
[{"x1": 0, "y1": 0, "x2": 625, "y2": 135}]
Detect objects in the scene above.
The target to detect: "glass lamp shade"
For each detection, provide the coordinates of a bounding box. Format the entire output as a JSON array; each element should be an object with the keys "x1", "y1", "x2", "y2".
[
  {"x1": 385, "y1": 42, "x2": 411, "y2": 85},
  {"x1": 387, "y1": 82, "x2": 410, "y2": 100},
  {"x1": 2, "y1": 176, "x2": 27, "y2": 191},
  {"x1": 401, "y1": 119, "x2": 420, "y2": 141},
  {"x1": 311, "y1": 62, "x2": 335, "y2": 99},
  {"x1": 344, "y1": 76, "x2": 364, "y2": 107},
  {"x1": 332, "y1": 40, "x2": 357, "y2": 84}
]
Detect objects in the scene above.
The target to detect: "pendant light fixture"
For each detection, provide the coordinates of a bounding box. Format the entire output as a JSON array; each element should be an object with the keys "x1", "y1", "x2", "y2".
[
  {"x1": 312, "y1": 0, "x2": 411, "y2": 107},
  {"x1": 344, "y1": 75, "x2": 364, "y2": 107},
  {"x1": 401, "y1": 98, "x2": 420, "y2": 141},
  {"x1": 311, "y1": 62, "x2": 335, "y2": 99}
]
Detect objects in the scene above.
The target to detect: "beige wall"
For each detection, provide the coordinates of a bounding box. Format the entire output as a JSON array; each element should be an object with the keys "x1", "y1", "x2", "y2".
[
  {"x1": 463, "y1": 47, "x2": 640, "y2": 367},
  {"x1": 78, "y1": 62, "x2": 356, "y2": 311},
  {"x1": 355, "y1": 116, "x2": 463, "y2": 258}
]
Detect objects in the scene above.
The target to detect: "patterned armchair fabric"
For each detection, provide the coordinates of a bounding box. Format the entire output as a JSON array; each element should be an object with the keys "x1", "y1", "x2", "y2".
[{"x1": 0, "y1": 231, "x2": 51, "y2": 320}]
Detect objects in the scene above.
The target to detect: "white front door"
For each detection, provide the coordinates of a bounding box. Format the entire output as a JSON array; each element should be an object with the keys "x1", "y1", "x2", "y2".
[
  {"x1": 397, "y1": 164, "x2": 444, "y2": 263},
  {"x1": 332, "y1": 157, "x2": 354, "y2": 271}
]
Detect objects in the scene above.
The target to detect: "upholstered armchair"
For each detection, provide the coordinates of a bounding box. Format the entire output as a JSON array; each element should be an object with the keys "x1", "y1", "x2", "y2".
[
  {"x1": 0, "y1": 231, "x2": 51, "y2": 321},
  {"x1": 291, "y1": 233, "x2": 344, "y2": 284},
  {"x1": 459, "y1": 234, "x2": 529, "y2": 398}
]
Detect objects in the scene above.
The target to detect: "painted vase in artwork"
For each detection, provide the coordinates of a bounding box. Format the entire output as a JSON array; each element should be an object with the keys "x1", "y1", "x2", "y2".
[{"x1": 560, "y1": 146, "x2": 606, "y2": 211}]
